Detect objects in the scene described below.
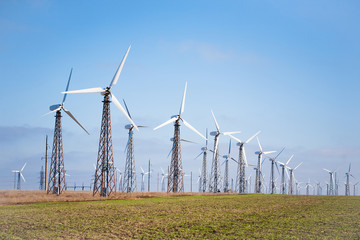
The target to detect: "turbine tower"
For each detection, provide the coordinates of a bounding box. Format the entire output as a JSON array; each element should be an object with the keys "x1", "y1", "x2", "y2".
[
  {"x1": 195, "y1": 129, "x2": 209, "y2": 193},
  {"x1": 254, "y1": 137, "x2": 276, "y2": 193},
  {"x1": 140, "y1": 167, "x2": 150, "y2": 192},
  {"x1": 209, "y1": 110, "x2": 240, "y2": 193},
  {"x1": 230, "y1": 131, "x2": 261, "y2": 193},
  {"x1": 154, "y1": 82, "x2": 206, "y2": 193},
  {"x1": 12, "y1": 163, "x2": 26, "y2": 190},
  {"x1": 122, "y1": 99, "x2": 146, "y2": 193},
  {"x1": 287, "y1": 162, "x2": 302, "y2": 195},
  {"x1": 323, "y1": 168, "x2": 335, "y2": 195},
  {"x1": 345, "y1": 163, "x2": 354, "y2": 196},
  {"x1": 278, "y1": 155, "x2": 294, "y2": 194},
  {"x1": 266, "y1": 147, "x2": 285, "y2": 194},
  {"x1": 46, "y1": 69, "x2": 89, "y2": 195},
  {"x1": 63, "y1": 46, "x2": 137, "y2": 197},
  {"x1": 222, "y1": 139, "x2": 235, "y2": 193}
]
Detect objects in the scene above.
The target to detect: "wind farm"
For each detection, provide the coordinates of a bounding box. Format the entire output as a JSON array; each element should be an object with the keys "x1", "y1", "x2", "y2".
[{"x1": 1, "y1": 1, "x2": 359, "y2": 239}]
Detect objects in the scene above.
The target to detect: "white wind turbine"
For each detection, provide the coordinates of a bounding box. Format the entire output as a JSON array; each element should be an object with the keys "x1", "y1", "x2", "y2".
[
  {"x1": 154, "y1": 82, "x2": 206, "y2": 193},
  {"x1": 62, "y1": 46, "x2": 137, "y2": 197},
  {"x1": 323, "y1": 168, "x2": 336, "y2": 195},
  {"x1": 265, "y1": 147, "x2": 285, "y2": 194},
  {"x1": 254, "y1": 137, "x2": 276, "y2": 193},
  {"x1": 160, "y1": 167, "x2": 168, "y2": 192},
  {"x1": 278, "y1": 155, "x2": 294, "y2": 194},
  {"x1": 345, "y1": 163, "x2": 355, "y2": 196},
  {"x1": 209, "y1": 110, "x2": 240, "y2": 193},
  {"x1": 286, "y1": 162, "x2": 302, "y2": 195},
  {"x1": 12, "y1": 163, "x2": 26, "y2": 190},
  {"x1": 229, "y1": 131, "x2": 261, "y2": 193},
  {"x1": 140, "y1": 167, "x2": 150, "y2": 192}
]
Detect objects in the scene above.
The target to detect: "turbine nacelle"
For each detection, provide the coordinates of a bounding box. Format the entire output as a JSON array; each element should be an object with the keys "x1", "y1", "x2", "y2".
[
  {"x1": 171, "y1": 115, "x2": 179, "y2": 119},
  {"x1": 49, "y1": 104, "x2": 61, "y2": 111},
  {"x1": 255, "y1": 151, "x2": 261, "y2": 155},
  {"x1": 201, "y1": 147, "x2": 207, "y2": 151},
  {"x1": 223, "y1": 155, "x2": 228, "y2": 159},
  {"x1": 236, "y1": 142, "x2": 244, "y2": 146},
  {"x1": 125, "y1": 124, "x2": 133, "y2": 129},
  {"x1": 210, "y1": 131, "x2": 218, "y2": 136}
]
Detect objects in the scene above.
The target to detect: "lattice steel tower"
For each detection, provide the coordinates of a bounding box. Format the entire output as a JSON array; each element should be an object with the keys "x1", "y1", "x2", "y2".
[
  {"x1": 195, "y1": 129, "x2": 209, "y2": 193},
  {"x1": 287, "y1": 162, "x2": 302, "y2": 195},
  {"x1": 62, "y1": 46, "x2": 137, "y2": 197},
  {"x1": 231, "y1": 131, "x2": 260, "y2": 193},
  {"x1": 47, "y1": 69, "x2": 89, "y2": 195},
  {"x1": 122, "y1": 100, "x2": 142, "y2": 193},
  {"x1": 154, "y1": 82, "x2": 206, "y2": 193},
  {"x1": 254, "y1": 137, "x2": 275, "y2": 193}
]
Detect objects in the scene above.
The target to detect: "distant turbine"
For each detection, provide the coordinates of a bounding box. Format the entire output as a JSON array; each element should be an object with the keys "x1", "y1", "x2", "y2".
[
  {"x1": 229, "y1": 131, "x2": 261, "y2": 193},
  {"x1": 63, "y1": 46, "x2": 136, "y2": 197},
  {"x1": 266, "y1": 147, "x2": 285, "y2": 194},
  {"x1": 254, "y1": 137, "x2": 276, "y2": 193},
  {"x1": 323, "y1": 168, "x2": 336, "y2": 195},
  {"x1": 278, "y1": 155, "x2": 294, "y2": 194},
  {"x1": 160, "y1": 168, "x2": 168, "y2": 192},
  {"x1": 122, "y1": 99, "x2": 146, "y2": 193},
  {"x1": 195, "y1": 129, "x2": 209, "y2": 193},
  {"x1": 46, "y1": 69, "x2": 89, "y2": 195},
  {"x1": 222, "y1": 139, "x2": 237, "y2": 193},
  {"x1": 286, "y1": 162, "x2": 302, "y2": 195},
  {"x1": 154, "y1": 82, "x2": 206, "y2": 193},
  {"x1": 209, "y1": 110, "x2": 240, "y2": 193},
  {"x1": 12, "y1": 163, "x2": 26, "y2": 190},
  {"x1": 140, "y1": 167, "x2": 150, "y2": 192},
  {"x1": 345, "y1": 163, "x2": 354, "y2": 196}
]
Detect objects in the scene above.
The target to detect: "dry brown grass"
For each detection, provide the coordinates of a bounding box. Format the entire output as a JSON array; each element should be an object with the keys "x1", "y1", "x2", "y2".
[{"x1": 0, "y1": 190, "x2": 241, "y2": 205}]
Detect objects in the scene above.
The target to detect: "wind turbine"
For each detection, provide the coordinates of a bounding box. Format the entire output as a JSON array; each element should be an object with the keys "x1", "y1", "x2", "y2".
[
  {"x1": 305, "y1": 178, "x2": 311, "y2": 195},
  {"x1": 195, "y1": 129, "x2": 209, "y2": 193},
  {"x1": 209, "y1": 110, "x2": 240, "y2": 193},
  {"x1": 278, "y1": 155, "x2": 294, "y2": 194},
  {"x1": 153, "y1": 82, "x2": 206, "y2": 193},
  {"x1": 222, "y1": 139, "x2": 236, "y2": 193},
  {"x1": 63, "y1": 46, "x2": 136, "y2": 197},
  {"x1": 354, "y1": 182, "x2": 359, "y2": 196},
  {"x1": 140, "y1": 167, "x2": 150, "y2": 192},
  {"x1": 246, "y1": 174, "x2": 251, "y2": 193},
  {"x1": 254, "y1": 137, "x2": 276, "y2": 193},
  {"x1": 345, "y1": 163, "x2": 354, "y2": 196},
  {"x1": 46, "y1": 69, "x2": 89, "y2": 195},
  {"x1": 12, "y1": 163, "x2": 26, "y2": 190},
  {"x1": 323, "y1": 168, "x2": 336, "y2": 195},
  {"x1": 122, "y1": 99, "x2": 146, "y2": 193},
  {"x1": 160, "y1": 168, "x2": 168, "y2": 192},
  {"x1": 287, "y1": 162, "x2": 302, "y2": 195},
  {"x1": 229, "y1": 131, "x2": 261, "y2": 193},
  {"x1": 265, "y1": 147, "x2": 285, "y2": 194}
]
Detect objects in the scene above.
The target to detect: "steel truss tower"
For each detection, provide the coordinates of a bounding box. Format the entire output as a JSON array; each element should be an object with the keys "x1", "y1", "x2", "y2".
[
  {"x1": 281, "y1": 166, "x2": 286, "y2": 194},
  {"x1": 93, "y1": 94, "x2": 116, "y2": 197},
  {"x1": 255, "y1": 154, "x2": 262, "y2": 193},
  {"x1": 209, "y1": 133, "x2": 221, "y2": 193},
  {"x1": 270, "y1": 159, "x2": 276, "y2": 194},
  {"x1": 168, "y1": 120, "x2": 184, "y2": 192},
  {"x1": 345, "y1": 173, "x2": 350, "y2": 196},
  {"x1": 288, "y1": 169, "x2": 294, "y2": 195},
  {"x1": 329, "y1": 173, "x2": 334, "y2": 195},
  {"x1": 48, "y1": 111, "x2": 66, "y2": 195},
  {"x1": 40, "y1": 166, "x2": 45, "y2": 190},
  {"x1": 223, "y1": 159, "x2": 229, "y2": 192},
  {"x1": 236, "y1": 143, "x2": 245, "y2": 193},
  {"x1": 201, "y1": 151, "x2": 207, "y2": 192},
  {"x1": 123, "y1": 126, "x2": 137, "y2": 192}
]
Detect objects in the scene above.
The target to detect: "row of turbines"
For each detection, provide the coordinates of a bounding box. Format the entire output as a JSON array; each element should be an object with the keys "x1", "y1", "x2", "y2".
[{"x1": 23, "y1": 45, "x2": 357, "y2": 197}]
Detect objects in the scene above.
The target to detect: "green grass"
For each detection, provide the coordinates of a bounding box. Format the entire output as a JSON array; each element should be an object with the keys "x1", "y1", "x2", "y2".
[{"x1": 0, "y1": 194, "x2": 359, "y2": 239}]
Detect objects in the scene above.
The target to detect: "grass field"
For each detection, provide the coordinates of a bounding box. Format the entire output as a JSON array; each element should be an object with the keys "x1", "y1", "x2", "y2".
[{"x1": 0, "y1": 192, "x2": 359, "y2": 239}]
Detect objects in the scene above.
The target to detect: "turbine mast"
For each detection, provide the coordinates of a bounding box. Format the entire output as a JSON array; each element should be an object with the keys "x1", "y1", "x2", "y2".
[
  {"x1": 168, "y1": 119, "x2": 184, "y2": 192},
  {"x1": 93, "y1": 93, "x2": 116, "y2": 197}
]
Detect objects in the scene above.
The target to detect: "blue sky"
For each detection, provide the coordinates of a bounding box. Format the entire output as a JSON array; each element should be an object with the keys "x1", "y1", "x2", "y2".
[{"x1": 0, "y1": 1, "x2": 359, "y2": 193}]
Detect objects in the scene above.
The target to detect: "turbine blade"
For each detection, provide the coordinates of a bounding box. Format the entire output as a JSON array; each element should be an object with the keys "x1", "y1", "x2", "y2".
[
  {"x1": 211, "y1": 110, "x2": 220, "y2": 132},
  {"x1": 349, "y1": 163, "x2": 351, "y2": 173},
  {"x1": 286, "y1": 154, "x2": 294, "y2": 165},
  {"x1": 21, "y1": 162, "x2": 27, "y2": 172},
  {"x1": 206, "y1": 128, "x2": 208, "y2": 147},
  {"x1": 124, "y1": 130, "x2": 133, "y2": 153},
  {"x1": 273, "y1": 147, "x2": 285, "y2": 160},
  {"x1": 111, "y1": 93, "x2": 139, "y2": 131},
  {"x1": 228, "y1": 139, "x2": 231, "y2": 155},
  {"x1": 43, "y1": 108, "x2": 60, "y2": 117},
  {"x1": 228, "y1": 134, "x2": 242, "y2": 143},
  {"x1": 153, "y1": 117, "x2": 177, "y2": 130},
  {"x1": 245, "y1": 131, "x2": 261, "y2": 144},
  {"x1": 122, "y1": 99, "x2": 132, "y2": 119},
  {"x1": 285, "y1": 168, "x2": 290, "y2": 180},
  {"x1": 195, "y1": 151, "x2": 204, "y2": 159},
  {"x1": 109, "y1": 45, "x2": 131, "y2": 88},
  {"x1": 62, "y1": 68, "x2": 73, "y2": 105},
  {"x1": 140, "y1": 167, "x2": 145, "y2": 173},
  {"x1": 62, "y1": 87, "x2": 105, "y2": 94},
  {"x1": 323, "y1": 168, "x2": 331, "y2": 173},
  {"x1": 263, "y1": 151, "x2": 276, "y2": 155},
  {"x1": 167, "y1": 146, "x2": 174, "y2": 158},
  {"x1": 180, "y1": 139, "x2": 197, "y2": 144},
  {"x1": 222, "y1": 131, "x2": 241, "y2": 136},
  {"x1": 179, "y1": 82, "x2": 187, "y2": 115},
  {"x1": 63, "y1": 108, "x2": 90, "y2": 135},
  {"x1": 294, "y1": 162, "x2": 303, "y2": 170},
  {"x1": 20, "y1": 173, "x2": 26, "y2": 182},
  {"x1": 182, "y1": 119, "x2": 207, "y2": 140},
  {"x1": 275, "y1": 162, "x2": 280, "y2": 175},
  {"x1": 243, "y1": 147, "x2": 248, "y2": 166},
  {"x1": 256, "y1": 136, "x2": 262, "y2": 152},
  {"x1": 230, "y1": 157, "x2": 238, "y2": 164}
]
